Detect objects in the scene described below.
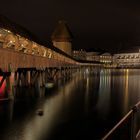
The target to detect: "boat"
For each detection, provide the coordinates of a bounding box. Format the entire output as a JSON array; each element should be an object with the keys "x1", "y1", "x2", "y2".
[
  {"x1": 45, "y1": 77, "x2": 55, "y2": 88},
  {"x1": 45, "y1": 82, "x2": 54, "y2": 88}
]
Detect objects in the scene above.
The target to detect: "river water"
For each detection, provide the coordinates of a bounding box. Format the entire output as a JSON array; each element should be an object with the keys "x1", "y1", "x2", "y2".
[{"x1": 0, "y1": 69, "x2": 140, "y2": 140}]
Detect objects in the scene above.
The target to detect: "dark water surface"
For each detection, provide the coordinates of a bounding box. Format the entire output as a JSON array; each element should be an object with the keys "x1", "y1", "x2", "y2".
[{"x1": 0, "y1": 69, "x2": 140, "y2": 140}]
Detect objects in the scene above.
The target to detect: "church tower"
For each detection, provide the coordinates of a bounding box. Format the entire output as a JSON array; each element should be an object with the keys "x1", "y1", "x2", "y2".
[{"x1": 51, "y1": 20, "x2": 73, "y2": 56}]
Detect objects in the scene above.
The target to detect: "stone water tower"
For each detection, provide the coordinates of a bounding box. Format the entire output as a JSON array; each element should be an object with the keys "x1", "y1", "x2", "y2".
[{"x1": 51, "y1": 20, "x2": 73, "y2": 56}]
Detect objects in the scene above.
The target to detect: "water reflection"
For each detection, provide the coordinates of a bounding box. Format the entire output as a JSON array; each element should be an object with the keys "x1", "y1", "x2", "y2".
[
  {"x1": 84, "y1": 77, "x2": 89, "y2": 114},
  {"x1": 96, "y1": 69, "x2": 111, "y2": 117},
  {"x1": 1, "y1": 69, "x2": 140, "y2": 139},
  {"x1": 123, "y1": 69, "x2": 129, "y2": 114},
  {"x1": 0, "y1": 74, "x2": 82, "y2": 140}
]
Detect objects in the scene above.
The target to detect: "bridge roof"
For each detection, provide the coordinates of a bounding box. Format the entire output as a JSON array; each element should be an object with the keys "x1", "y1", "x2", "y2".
[
  {"x1": 0, "y1": 16, "x2": 73, "y2": 54},
  {"x1": 51, "y1": 20, "x2": 73, "y2": 42},
  {"x1": 0, "y1": 15, "x2": 100, "y2": 65},
  {"x1": 0, "y1": 15, "x2": 41, "y2": 43}
]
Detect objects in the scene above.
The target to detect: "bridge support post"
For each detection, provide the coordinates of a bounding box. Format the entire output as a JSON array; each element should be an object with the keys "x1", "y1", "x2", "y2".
[
  {"x1": 38, "y1": 71, "x2": 44, "y2": 87},
  {"x1": 14, "y1": 72, "x2": 18, "y2": 86},
  {"x1": 26, "y1": 71, "x2": 31, "y2": 86},
  {"x1": 30, "y1": 70, "x2": 39, "y2": 86},
  {"x1": 61, "y1": 68, "x2": 66, "y2": 78},
  {"x1": 17, "y1": 71, "x2": 21, "y2": 86},
  {"x1": 52, "y1": 68, "x2": 59, "y2": 82},
  {"x1": 6, "y1": 72, "x2": 14, "y2": 100},
  {"x1": 70, "y1": 67, "x2": 73, "y2": 77},
  {"x1": 22, "y1": 71, "x2": 27, "y2": 86},
  {"x1": 17, "y1": 71, "x2": 26, "y2": 87},
  {"x1": 55, "y1": 68, "x2": 61, "y2": 80},
  {"x1": 66, "y1": 67, "x2": 71, "y2": 78},
  {"x1": 42, "y1": 71, "x2": 46, "y2": 86},
  {"x1": 18, "y1": 71, "x2": 26, "y2": 87},
  {"x1": 57, "y1": 68, "x2": 62, "y2": 79},
  {"x1": 45, "y1": 68, "x2": 59, "y2": 83}
]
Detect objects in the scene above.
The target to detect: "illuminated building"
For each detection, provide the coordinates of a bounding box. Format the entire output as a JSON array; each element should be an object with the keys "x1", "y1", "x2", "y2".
[
  {"x1": 51, "y1": 20, "x2": 73, "y2": 56},
  {"x1": 86, "y1": 52, "x2": 100, "y2": 61},
  {"x1": 113, "y1": 51, "x2": 140, "y2": 68},
  {"x1": 73, "y1": 49, "x2": 86, "y2": 60},
  {"x1": 99, "y1": 53, "x2": 112, "y2": 64}
]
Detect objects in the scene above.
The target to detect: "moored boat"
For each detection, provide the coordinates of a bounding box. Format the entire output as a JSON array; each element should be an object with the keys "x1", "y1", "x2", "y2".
[{"x1": 45, "y1": 82, "x2": 54, "y2": 88}]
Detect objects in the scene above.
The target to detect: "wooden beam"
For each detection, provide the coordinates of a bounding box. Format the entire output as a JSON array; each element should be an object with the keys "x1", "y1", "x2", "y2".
[{"x1": 0, "y1": 75, "x2": 6, "y2": 88}]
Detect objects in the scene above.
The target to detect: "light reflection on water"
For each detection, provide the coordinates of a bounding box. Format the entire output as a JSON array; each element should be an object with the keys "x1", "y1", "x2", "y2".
[
  {"x1": 1, "y1": 69, "x2": 140, "y2": 139},
  {"x1": 96, "y1": 69, "x2": 111, "y2": 117},
  {"x1": 123, "y1": 69, "x2": 129, "y2": 114}
]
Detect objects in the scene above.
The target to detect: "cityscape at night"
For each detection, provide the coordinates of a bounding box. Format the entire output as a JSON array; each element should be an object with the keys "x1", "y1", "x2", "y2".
[{"x1": 1, "y1": 0, "x2": 140, "y2": 140}]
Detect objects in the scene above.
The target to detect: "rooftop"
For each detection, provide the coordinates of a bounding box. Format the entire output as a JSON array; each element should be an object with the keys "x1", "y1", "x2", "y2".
[{"x1": 51, "y1": 20, "x2": 73, "y2": 42}]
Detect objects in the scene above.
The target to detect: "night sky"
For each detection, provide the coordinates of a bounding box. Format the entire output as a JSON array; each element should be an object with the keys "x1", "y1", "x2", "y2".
[{"x1": 1, "y1": 0, "x2": 140, "y2": 52}]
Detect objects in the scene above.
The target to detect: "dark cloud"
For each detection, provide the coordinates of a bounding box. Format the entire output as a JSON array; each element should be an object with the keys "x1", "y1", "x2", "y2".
[{"x1": 0, "y1": 0, "x2": 140, "y2": 52}]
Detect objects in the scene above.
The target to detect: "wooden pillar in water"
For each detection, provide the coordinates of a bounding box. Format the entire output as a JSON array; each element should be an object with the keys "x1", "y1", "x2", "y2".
[
  {"x1": 57, "y1": 68, "x2": 62, "y2": 79},
  {"x1": 18, "y1": 72, "x2": 23, "y2": 86},
  {"x1": 42, "y1": 71, "x2": 45, "y2": 86},
  {"x1": 52, "y1": 68, "x2": 58, "y2": 82},
  {"x1": 55, "y1": 69, "x2": 60, "y2": 80},
  {"x1": 30, "y1": 70, "x2": 38, "y2": 86},
  {"x1": 38, "y1": 71, "x2": 43, "y2": 87},
  {"x1": 61, "y1": 68, "x2": 65, "y2": 78},
  {"x1": 61, "y1": 69, "x2": 64, "y2": 78},
  {"x1": 17, "y1": 71, "x2": 22, "y2": 86},
  {"x1": 22, "y1": 71, "x2": 25, "y2": 86},
  {"x1": 70, "y1": 67, "x2": 72, "y2": 77},
  {"x1": 26, "y1": 71, "x2": 31, "y2": 86},
  {"x1": 6, "y1": 72, "x2": 14, "y2": 100},
  {"x1": 14, "y1": 72, "x2": 18, "y2": 86},
  {"x1": 45, "y1": 69, "x2": 48, "y2": 81}
]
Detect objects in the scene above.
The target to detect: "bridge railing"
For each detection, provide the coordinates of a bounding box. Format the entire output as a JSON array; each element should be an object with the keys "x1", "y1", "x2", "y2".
[{"x1": 102, "y1": 101, "x2": 140, "y2": 140}]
